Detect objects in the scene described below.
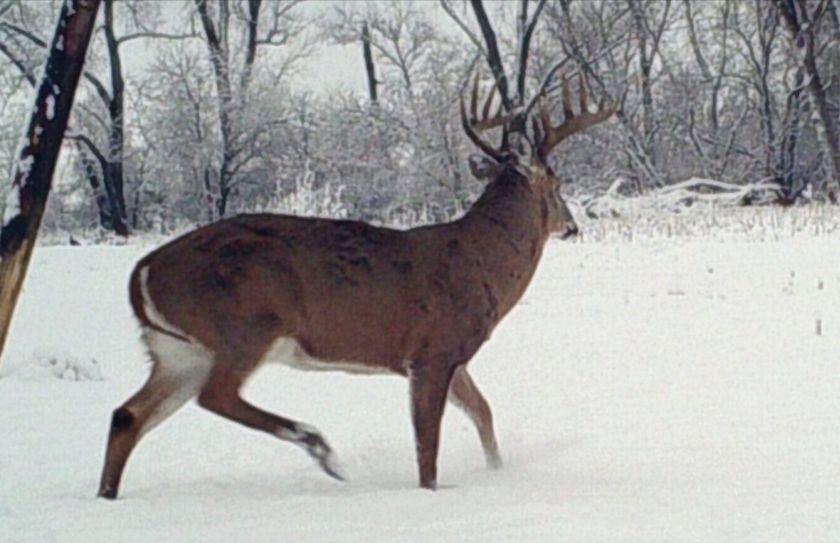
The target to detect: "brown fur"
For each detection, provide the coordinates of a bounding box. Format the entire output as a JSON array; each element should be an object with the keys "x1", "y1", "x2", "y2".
[{"x1": 98, "y1": 163, "x2": 576, "y2": 498}]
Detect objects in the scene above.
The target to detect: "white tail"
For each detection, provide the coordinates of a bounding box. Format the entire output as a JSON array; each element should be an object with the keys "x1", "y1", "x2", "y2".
[{"x1": 97, "y1": 73, "x2": 614, "y2": 499}]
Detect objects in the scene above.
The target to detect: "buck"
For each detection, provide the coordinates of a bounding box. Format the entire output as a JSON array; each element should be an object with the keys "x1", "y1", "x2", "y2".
[{"x1": 97, "y1": 74, "x2": 615, "y2": 499}]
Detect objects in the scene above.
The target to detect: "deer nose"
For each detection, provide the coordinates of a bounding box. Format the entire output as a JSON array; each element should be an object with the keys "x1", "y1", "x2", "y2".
[{"x1": 560, "y1": 223, "x2": 579, "y2": 240}]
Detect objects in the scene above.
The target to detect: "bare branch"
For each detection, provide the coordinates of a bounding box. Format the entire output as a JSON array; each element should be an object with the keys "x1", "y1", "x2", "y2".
[
  {"x1": 117, "y1": 31, "x2": 199, "y2": 46},
  {"x1": 440, "y1": 0, "x2": 485, "y2": 54},
  {"x1": 683, "y1": 0, "x2": 712, "y2": 80},
  {"x1": 0, "y1": 20, "x2": 47, "y2": 47},
  {"x1": 0, "y1": 38, "x2": 36, "y2": 86},
  {"x1": 469, "y1": 0, "x2": 512, "y2": 111},
  {"x1": 515, "y1": 0, "x2": 547, "y2": 105},
  {"x1": 67, "y1": 133, "x2": 108, "y2": 170},
  {"x1": 1, "y1": 19, "x2": 112, "y2": 105}
]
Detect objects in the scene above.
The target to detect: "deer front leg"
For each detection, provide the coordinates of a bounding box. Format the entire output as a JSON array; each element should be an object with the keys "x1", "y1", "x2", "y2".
[
  {"x1": 408, "y1": 361, "x2": 457, "y2": 490},
  {"x1": 448, "y1": 366, "x2": 502, "y2": 469}
]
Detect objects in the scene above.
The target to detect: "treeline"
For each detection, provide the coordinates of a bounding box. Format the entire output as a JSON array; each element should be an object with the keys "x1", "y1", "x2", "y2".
[{"x1": 1, "y1": 0, "x2": 838, "y2": 237}]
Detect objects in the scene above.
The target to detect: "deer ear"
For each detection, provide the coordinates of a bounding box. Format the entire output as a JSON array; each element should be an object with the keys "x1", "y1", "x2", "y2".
[{"x1": 468, "y1": 154, "x2": 503, "y2": 181}]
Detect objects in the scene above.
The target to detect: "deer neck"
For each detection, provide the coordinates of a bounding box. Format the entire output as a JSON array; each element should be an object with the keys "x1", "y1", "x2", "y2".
[{"x1": 460, "y1": 170, "x2": 551, "y2": 316}]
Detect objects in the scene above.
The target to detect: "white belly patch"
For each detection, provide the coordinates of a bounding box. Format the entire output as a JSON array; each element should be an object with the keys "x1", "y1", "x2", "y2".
[{"x1": 263, "y1": 337, "x2": 392, "y2": 375}]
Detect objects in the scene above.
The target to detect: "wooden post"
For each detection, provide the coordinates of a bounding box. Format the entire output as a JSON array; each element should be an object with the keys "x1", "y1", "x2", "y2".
[{"x1": 0, "y1": 0, "x2": 101, "y2": 367}]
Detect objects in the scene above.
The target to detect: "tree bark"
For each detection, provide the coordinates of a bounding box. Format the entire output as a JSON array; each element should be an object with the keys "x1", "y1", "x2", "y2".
[
  {"x1": 0, "y1": 3, "x2": 129, "y2": 235},
  {"x1": 79, "y1": 147, "x2": 113, "y2": 229},
  {"x1": 628, "y1": 0, "x2": 662, "y2": 172},
  {"x1": 773, "y1": 0, "x2": 840, "y2": 201},
  {"x1": 102, "y1": 0, "x2": 129, "y2": 235},
  {"x1": 0, "y1": 0, "x2": 101, "y2": 366},
  {"x1": 196, "y1": 0, "x2": 239, "y2": 219}
]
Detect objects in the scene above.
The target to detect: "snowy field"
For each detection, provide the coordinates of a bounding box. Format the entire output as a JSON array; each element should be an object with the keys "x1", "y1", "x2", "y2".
[{"x1": 1, "y1": 206, "x2": 839, "y2": 542}]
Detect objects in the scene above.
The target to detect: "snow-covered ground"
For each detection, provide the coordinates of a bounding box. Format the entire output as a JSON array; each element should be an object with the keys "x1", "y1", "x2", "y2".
[{"x1": 1, "y1": 206, "x2": 839, "y2": 542}]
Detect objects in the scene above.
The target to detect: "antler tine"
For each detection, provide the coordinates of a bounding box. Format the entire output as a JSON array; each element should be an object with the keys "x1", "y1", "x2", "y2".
[
  {"x1": 536, "y1": 72, "x2": 617, "y2": 160},
  {"x1": 460, "y1": 92, "x2": 503, "y2": 160},
  {"x1": 578, "y1": 72, "x2": 588, "y2": 113},
  {"x1": 461, "y1": 72, "x2": 519, "y2": 160},
  {"x1": 560, "y1": 71, "x2": 574, "y2": 121},
  {"x1": 473, "y1": 87, "x2": 515, "y2": 130},
  {"x1": 538, "y1": 93, "x2": 551, "y2": 135},
  {"x1": 481, "y1": 80, "x2": 496, "y2": 120},
  {"x1": 471, "y1": 71, "x2": 480, "y2": 121},
  {"x1": 531, "y1": 114, "x2": 543, "y2": 144}
]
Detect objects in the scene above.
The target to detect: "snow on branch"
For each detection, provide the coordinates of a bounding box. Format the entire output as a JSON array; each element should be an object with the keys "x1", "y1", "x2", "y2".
[{"x1": 580, "y1": 177, "x2": 782, "y2": 219}]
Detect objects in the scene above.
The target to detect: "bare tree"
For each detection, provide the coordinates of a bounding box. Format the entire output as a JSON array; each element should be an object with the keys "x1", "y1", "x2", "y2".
[
  {"x1": 361, "y1": 22, "x2": 378, "y2": 104},
  {"x1": 0, "y1": 0, "x2": 198, "y2": 235},
  {"x1": 772, "y1": 0, "x2": 840, "y2": 201},
  {"x1": 626, "y1": 0, "x2": 671, "y2": 175},
  {"x1": 328, "y1": 1, "x2": 438, "y2": 96},
  {"x1": 326, "y1": 2, "x2": 474, "y2": 203},
  {"x1": 193, "y1": 0, "x2": 306, "y2": 219},
  {"x1": 542, "y1": 0, "x2": 665, "y2": 190},
  {"x1": 0, "y1": 0, "x2": 99, "y2": 365},
  {"x1": 680, "y1": 0, "x2": 751, "y2": 182}
]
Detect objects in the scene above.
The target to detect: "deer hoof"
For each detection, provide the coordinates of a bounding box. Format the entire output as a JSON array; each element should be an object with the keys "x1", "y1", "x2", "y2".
[
  {"x1": 487, "y1": 453, "x2": 503, "y2": 470},
  {"x1": 319, "y1": 450, "x2": 346, "y2": 482}
]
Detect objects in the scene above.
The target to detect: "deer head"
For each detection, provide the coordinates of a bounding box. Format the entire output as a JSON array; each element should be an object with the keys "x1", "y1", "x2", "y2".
[{"x1": 461, "y1": 71, "x2": 617, "y2": 239}]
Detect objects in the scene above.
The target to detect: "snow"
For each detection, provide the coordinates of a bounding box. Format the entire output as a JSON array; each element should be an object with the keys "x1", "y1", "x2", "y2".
[
  {"x1": 1, "y1": 208, "x2": 840, "y2": 542},
  {"x1": 2, "y1": 182, "x2": 21, "y2": 227},
  {"x1": 45, "y1": 95, "x2": 55, "y2": 121},
  {"x1": 17, "y1": 155, "x2": 34, "y2": 179},
  {"x1": 578, "y1": 177, "x2": 781, "y2": 219},
  {"x1": 1, "y1": 154, "x2": 35, "y2": 228}
]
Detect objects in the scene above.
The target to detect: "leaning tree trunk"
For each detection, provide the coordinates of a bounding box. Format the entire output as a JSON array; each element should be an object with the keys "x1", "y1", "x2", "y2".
[{"x1": 0, "y1": 0, "x2": 101, "y2": 367}]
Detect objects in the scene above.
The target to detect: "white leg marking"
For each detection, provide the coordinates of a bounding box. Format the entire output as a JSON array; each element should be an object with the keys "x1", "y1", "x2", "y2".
[
  {"x1": 139, "y1": 330, "x2": 214, "y2": 435},
  {"x1": 276, "y1": 421, "x2": 346, "y2": 480}
]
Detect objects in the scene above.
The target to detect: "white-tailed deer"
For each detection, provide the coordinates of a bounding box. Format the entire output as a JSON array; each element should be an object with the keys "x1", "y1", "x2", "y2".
[{"x1": 97, "y1": 74, "x2": 615, "y2": 498}]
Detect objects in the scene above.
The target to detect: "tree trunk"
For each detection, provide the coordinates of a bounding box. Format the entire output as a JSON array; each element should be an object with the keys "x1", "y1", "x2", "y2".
[
  {"x1": 0, "y1": 15, "x2": 127, "y2": 235},
  {"x1": 0, "y1": 0, "x2": 101, "y2": 366},
  {"x1": 469, "y1": 0, "x2": 513, "y2": 111},
  {"x1": 103, "y1": 0, "x2": 129, "y2": 235},
  {"x1": 773, "y1": 0, "x2": 840, "y2": 201},
  {"x1": 362, "y1": 22, "x2": 378, "y2": 104},
  {"x1": 196, "y1": 0, "x2": 238, "y2": 219},
  {"x1": 629, "y1": 0, "x2": 657, "y2": 172},
  {"x1": 79, "y1": 149, "x2": 113, "y2": 229}
]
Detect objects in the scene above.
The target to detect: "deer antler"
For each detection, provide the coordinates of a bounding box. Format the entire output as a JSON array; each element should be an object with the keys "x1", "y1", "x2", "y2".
[
  {"x1": 460, "y1": 72, "x2": 517, "y2": 161},
  {"x1": 536, "y1": 72, "x2": 617, "y2": 161}
]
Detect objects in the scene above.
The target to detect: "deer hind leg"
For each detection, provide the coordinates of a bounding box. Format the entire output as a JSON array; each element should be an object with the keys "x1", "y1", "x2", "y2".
[
  {"x1": 98, "y1": 331, "x2": 213, "y2": 499},
  {"x1": 196, "y1": 359, "x2": 344, "y2": 481},
  {"x1": 448, "y1": 366, "x2": 502, "y2": 469}
]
